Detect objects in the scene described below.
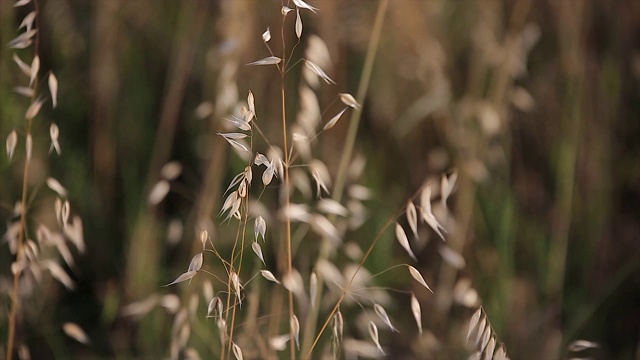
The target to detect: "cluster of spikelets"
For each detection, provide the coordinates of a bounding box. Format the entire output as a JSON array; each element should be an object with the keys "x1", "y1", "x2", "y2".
[
  {"x1": 128, "y1": 1, "x2": 467, "y2": 359},
  {"x1": 466, "y1": 307, "x2": 509, "y2": 360},
  {"x1": 0, "y1": 1, "x2": 512, "y2": 359},
  {"x1": 2, "y1": 1, "x2": 609, "y2": 359},
  {"x1": 3, "y1": 0, "x2": 89, "y2": 358}
]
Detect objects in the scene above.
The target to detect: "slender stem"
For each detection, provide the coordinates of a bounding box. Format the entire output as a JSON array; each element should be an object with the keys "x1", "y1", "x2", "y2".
[
  {"x1": 304, "y1": 201, "x2": 398, "y2": 359},
  {"x1": 6, "y1": 127, "x2": 32, "y2": 360},
  {"x1": 304, "y1": 181, "x2": 430, "y2": 358},
  {"x1": 300, "y1": 0, "x2": 388, "y2": 355},
  {"x1": 279, "y1": 11, "x2": 296, "y2": 360},
  {"x1": 226, "y1": 200, "x2": 252, "y2": 359},
  {"x1": 224, "y1": 220, "x2": 242, "y2": 359},
  {"x1": 546, "y1": 2, "x2": 584, "y2": 301},
  {"x1": 7, "y1": 2, "x2": 40, "y2": 358},
  {"x1": 283, "y1": 82, "x2": 295, "y2": 360},
  {"x1": 332, "y1": 0, "x2": 387, "y2": 202}
]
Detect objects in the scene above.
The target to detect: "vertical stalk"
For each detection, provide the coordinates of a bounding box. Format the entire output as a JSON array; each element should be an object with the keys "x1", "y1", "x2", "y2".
[
  {"x1": 546, "y1": 0, "x2": 585, "y2": 302},
  {"x1": 278, "y1": 12, "x2": 295, "y2": 360},
  {"x1": 6, "y1": 124, "x2": 32, "y2": 360},
  {"x1": 282, "y1": 78, "x2": 295, "y2": 360},
  {"x1": 7, "y1": 1, "x2": 40, "y2": 357},
  {"x1": 300, "y1": 0, "x2": 388, "y2": 355},
  {"x1": 331, "y1": 0, "x2": 388, "y2": 202},
  {"x1": 544, "y1": 4, "x2": 586, "y2": 357}
]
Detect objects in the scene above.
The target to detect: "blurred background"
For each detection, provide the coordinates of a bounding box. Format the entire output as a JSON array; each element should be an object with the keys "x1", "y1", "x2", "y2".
[{"x1": 1, "y1": 0, "x2": 639, "y2": 359}]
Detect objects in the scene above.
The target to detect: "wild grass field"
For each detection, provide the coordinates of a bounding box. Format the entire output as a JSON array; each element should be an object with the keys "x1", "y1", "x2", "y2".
[{"x1": 1, "y1": 0, "x2": 639, "y2": 359}]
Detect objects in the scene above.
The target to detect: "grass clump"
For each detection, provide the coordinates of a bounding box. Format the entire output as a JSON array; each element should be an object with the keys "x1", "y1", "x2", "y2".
[
  {"x1": 2, "y1": 0, "x2": 86, "y2": 358},
  {"x1": 3, "y1": 0, "x2": 637, "y2": 359}
]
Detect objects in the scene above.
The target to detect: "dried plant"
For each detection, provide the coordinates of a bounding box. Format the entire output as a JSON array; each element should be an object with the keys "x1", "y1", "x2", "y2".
[
  {"x1": 0, "y1": 0, "x2": 633, "y2": 358},
  {"x1": 121, "y1": 1, "x2": 471, "y2": 359},
  {"x1": 2, "y1": 0, "x2": 86, "y2": 358}
]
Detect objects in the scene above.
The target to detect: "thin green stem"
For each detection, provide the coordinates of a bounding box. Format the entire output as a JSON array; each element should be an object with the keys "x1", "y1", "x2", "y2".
[{"x1": 332, "y1": 0, "x2": 387, "y2": 203}]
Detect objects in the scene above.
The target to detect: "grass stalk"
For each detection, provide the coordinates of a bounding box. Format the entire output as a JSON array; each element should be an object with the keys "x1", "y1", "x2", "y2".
[
  {"x1": 7, "y1": 2, "x2": 40, "y2": 358},
  {"x1": 331, "y1": 0, "x2": 388, "y2": 203},
  {"x1": 300, "y1": 0, "x2": 388, "y2": 355},
  {"x1": 303, "y1": 180, "x2": 430, "y2": 358},
  {"x1": 545, "y1": 6, "x2": 586, "y2": 357},
  {"x1": 304, "y1": 206, "x2": 396, "y2": 359},
  {"x1": 276, "y1": 12, "x2": 296, "y2": 360},
  {"x1": 546, "y1": 77, "x2": 582, "y2": 313},
  {"x1": 6, "y1": 123, "x2": 33, "y2": 360}
]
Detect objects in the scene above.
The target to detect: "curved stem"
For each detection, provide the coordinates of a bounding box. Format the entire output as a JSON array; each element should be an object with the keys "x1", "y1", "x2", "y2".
[{"x1": 304, "y1": 203, "x2": 397, "y2": 359}]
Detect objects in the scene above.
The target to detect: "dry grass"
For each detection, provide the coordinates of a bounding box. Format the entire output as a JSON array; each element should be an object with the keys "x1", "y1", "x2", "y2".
[
  {"x1": 122, "y1": 1, "x2": 469, "y2": 358},
  {"x1": 2, "y1": 0, "x2": 639, "y2": 359},
  {"x1": 2, "y1": 0, "x2": 87, "y2": 358}
]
